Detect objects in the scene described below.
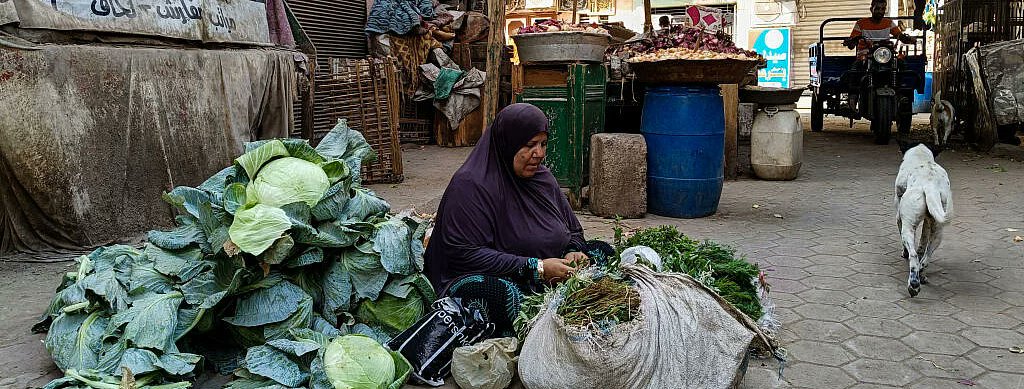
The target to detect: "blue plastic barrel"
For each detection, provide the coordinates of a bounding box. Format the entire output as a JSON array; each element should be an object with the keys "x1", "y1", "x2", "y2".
[
  {"x1": 913, "y1": 72, "x2": 934, "y2": 113},
  {"x1": 641, "y1": 86, "x2": 724, "y2": 218}
]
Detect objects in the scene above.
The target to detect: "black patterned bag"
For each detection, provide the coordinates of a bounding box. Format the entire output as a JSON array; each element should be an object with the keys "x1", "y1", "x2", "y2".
[{"x1": 387, "y1": 297, "x2": 495, "y2": 386}]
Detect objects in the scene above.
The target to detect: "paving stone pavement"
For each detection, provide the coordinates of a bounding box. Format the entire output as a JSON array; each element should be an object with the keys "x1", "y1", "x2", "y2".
[
  {"x1": 372, "y1": 123, "x2": 1024, "y2": 389},
  {"x1": 2, "y1": 123, "x2": 1021, "y2": 389}
]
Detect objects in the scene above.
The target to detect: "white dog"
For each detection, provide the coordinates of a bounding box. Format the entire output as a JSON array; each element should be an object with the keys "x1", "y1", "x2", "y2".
[{"x1": 895, "y1": 144, "x2": 953, "y2": 297}]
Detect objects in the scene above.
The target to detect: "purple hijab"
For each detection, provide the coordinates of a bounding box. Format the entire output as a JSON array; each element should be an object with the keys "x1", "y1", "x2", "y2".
[{"x1": 424, "y1": 104, "x2": 585, "y2": 291}]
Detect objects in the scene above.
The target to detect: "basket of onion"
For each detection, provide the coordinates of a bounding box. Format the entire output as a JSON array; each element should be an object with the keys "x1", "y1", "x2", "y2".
[
  {"x1": 626, "y1": 27, "x2": 763, "y2": 85},
  {"x1": 512, "y1": 20, "x2": 611, "y2": 64}
]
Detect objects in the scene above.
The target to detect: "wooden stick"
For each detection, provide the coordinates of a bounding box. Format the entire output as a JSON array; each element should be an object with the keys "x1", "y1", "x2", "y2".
[
  {"x1": 643, "y1": 0, "x2": 653, "y2": 34},
  {"x1": 386, "y1": 58, "x2": 404, "y2": 178},
  {"x1": 721, "y1": 84, "x2": 739, "y2": 180},
  {"x1": 572, "y1": 0, "x2": 578, "y2": 24},
  {"x1": 483, "y1": 0, "x2": 508, "y2": 128}
]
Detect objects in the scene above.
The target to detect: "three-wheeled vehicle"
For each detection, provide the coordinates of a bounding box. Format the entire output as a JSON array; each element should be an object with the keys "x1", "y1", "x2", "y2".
[{"x1": 809, "y1": 17, "x2": 927, "y2": 144}]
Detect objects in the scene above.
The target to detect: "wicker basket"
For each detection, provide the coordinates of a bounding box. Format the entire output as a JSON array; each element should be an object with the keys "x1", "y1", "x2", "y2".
[
  {"x1": 317, "y1": 58, "x2": 404, "y2": 184},
  {"x1": 630, "y1": 58, "x2": 760, "y2": 85}
]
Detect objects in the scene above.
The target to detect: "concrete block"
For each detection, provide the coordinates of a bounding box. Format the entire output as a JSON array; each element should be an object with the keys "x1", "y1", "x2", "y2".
[{"x1": 589, "y1": 133, "x2": 647, "y2": 219}]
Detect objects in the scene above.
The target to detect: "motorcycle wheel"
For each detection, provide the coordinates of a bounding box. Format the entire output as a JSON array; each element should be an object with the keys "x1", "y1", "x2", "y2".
[
  {"x1": 897, "y1": 94, "x2": 913, "y2": 135},
  {"x1": 872, "y1": 96, "x2": 894, "y2": 145},
  {"x1": 897, "y1": 114, "x2": 912, "y2": 134},
  {"x1": 811, "y1": 92, "x2": 824, "y2": 132},
  {"x1": 872, "y1": 116, "x2": 893, "y2": 145}
]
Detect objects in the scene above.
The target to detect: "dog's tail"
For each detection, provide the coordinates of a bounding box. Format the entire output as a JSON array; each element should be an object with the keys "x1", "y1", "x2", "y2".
[{"x1": 924, "y1": 186, "x2": 949, "y2": 224}]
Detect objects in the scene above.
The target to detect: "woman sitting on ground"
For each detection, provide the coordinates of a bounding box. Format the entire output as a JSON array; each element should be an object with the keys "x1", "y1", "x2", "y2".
[{"x1": 424, "y1": 103, "x2": 612, "y2": 337}]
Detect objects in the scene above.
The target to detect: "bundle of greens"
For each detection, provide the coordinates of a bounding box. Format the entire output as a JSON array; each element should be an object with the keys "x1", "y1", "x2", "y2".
[
  {"x1": 618, "y1": 226, "x2": 762, "y2": 320},
  {"x1": 514, "y1": 269, "x2": 640, "y2": 340},
  {"x1": 556, "y1": 275, "x2": 640, "y2": 328},
  {"x1": 34, "y1": 120, "x2": 434, "y2": 389}
]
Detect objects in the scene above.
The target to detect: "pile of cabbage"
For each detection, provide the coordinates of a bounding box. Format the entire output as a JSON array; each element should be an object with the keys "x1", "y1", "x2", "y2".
[{"x1": 34, "y1": 120, "x2": 433, "y2": 389}]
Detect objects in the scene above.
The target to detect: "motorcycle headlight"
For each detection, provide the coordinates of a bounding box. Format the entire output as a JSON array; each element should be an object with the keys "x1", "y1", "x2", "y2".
[{"x1": 873, "y1": 47, "x2": 893, "y2": 64}]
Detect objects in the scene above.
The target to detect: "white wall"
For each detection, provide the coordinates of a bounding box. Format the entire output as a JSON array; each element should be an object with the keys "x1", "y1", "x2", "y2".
[
  {"x1": 604, "y1": 0, "x2": 768, "y2": 49},
  {"x1": 733, "y1": 0, "x2": 754, "y2": 48},
  {"x1": 607, "y1": 0, "x2": 646, "y2": 33}
]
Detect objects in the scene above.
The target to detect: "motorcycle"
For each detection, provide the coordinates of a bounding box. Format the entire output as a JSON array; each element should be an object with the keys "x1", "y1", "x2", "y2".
[{"x1": 809, "y1": 17, "x2": 926, "y2": 145}]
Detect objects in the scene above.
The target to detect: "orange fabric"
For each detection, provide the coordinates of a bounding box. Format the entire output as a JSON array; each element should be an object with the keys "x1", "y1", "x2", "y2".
[{"x1": 850, "y1": 17, "x2": 902, "y2": 59}]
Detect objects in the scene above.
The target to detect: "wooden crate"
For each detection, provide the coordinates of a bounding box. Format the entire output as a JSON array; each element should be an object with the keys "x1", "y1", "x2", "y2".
[
  {"x1": 318, "y1": 58, "x2": 404, "y2": 184},
  {"x1": 399, "y1": 100, "x2": 434, "y2": 144},
  {"x1": 435, "y1": 107, "x2": 485, "y2": 147}
]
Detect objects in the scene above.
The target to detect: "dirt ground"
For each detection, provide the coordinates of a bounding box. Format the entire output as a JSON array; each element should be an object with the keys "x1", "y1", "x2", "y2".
[{"x1": 3, "y1": 117, "x2": 1023, "y2": 388}]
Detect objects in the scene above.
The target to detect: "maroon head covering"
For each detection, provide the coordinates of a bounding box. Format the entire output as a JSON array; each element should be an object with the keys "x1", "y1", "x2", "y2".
[{"x1": 424, "y1": 104, "x2": 585, "y2": 291}]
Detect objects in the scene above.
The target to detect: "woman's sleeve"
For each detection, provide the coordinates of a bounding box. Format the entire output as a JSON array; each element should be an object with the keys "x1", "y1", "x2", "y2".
[
  {"x1": 557, "y1": 190, "x2": 587, "y2": 253},
  {"x1": 438, "y1": 183, "x2": 538, "y2": 284}
]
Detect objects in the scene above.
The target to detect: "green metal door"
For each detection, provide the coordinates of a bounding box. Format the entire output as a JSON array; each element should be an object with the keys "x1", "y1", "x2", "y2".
[
  {"x1": 575, "y1": 64, "x2": 608, "y2": 188},
  {"x1": 516, "y1": 64, "x2": 606, "y2": 205},
  {"x1": 517, "y1": 86, "x2": 573, "y2": 184}
]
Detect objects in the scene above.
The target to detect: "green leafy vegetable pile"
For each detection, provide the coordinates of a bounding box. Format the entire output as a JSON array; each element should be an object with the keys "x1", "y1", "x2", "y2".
[
  {"x1": 34, "y1": 120, "x2": 434, "y2": 389},
  {"x1": 618, "y1": 226, "x2": 762, "y2": 320}
]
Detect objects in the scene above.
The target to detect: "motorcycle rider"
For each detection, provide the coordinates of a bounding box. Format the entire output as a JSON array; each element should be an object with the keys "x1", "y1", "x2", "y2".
[{"x1": 843, "y1": 0, "x2": 916, "y2": 111}]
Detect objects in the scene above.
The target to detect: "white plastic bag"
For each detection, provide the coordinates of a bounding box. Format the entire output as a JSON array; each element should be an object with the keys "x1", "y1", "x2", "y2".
[
  {"x1": 619, "y1": 246, "x2": 662, "y2": 271},
  {"x1": 452, "y1": 338, "x2": 519, "y2": 389}
]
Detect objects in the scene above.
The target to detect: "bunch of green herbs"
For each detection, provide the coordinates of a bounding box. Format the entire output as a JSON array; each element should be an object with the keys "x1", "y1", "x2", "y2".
[{"x1": 617, "y1": 225, "x2": 762, "y2": 320}]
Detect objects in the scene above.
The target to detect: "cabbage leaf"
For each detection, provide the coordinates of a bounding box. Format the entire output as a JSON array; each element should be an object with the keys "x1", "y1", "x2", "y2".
[
  {"x1": 236, "y1": 140, "x2": 289, "y2": 179},
  {"x1": 229, "y1": 204, "x2": 292, "y2": 255}
]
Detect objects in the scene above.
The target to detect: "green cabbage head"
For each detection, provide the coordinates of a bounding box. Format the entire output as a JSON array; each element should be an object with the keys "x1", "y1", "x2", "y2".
[
  {"x1": 249, "y1": 157, "x2": 330, "y2": 208},
  {"x1": 323, "y1": 335, "x2": 396, "y2": 389},
  {"x1": 228, "y1": 204, "x2": 292, "y2": 255}
]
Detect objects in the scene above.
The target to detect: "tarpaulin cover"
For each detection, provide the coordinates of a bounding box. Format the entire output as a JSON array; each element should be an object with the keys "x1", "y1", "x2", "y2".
[
  {"x1": 414, "y1": 48, "x2": 484, "y2": 130},
  {"x1": 0, "y1": 44, "x2": 295, "y2": 257},
  {"x1": 0, "y1": 0, "x2": 17, "y2": 26},
  {"x1": 980, "y1": 39, "x2": 1024, "y2": 126},
  {"x1": 365, "y1": 0, "x2": 434, "y2": 35}
]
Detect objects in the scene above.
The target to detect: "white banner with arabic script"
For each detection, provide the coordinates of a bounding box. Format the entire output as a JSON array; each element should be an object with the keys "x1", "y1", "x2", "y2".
[{"x1": 8, "y1": 0, "x2": 270, "y2": 45}]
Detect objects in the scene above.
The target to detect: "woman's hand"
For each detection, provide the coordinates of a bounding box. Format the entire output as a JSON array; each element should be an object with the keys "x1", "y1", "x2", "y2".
[
  {"x1": 540, "y1": 258, "x2": 577, "y2": 284},
  {"x1": 563, "y1": 251, "x2": 590, "y2": 268}
]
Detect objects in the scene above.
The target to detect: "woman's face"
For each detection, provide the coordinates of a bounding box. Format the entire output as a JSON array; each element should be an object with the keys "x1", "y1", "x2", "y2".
[{"x1": 512, "y1": 132, "x2": 548, "y2": 178}]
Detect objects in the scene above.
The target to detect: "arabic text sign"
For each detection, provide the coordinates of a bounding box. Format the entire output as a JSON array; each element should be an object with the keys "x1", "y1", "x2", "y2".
[
  {"x1": 749, "y1": 28, "x2": 790, "y2": 88},
  {"x1": 9, "y1": 0, "x2": 270, "y2": 44}
]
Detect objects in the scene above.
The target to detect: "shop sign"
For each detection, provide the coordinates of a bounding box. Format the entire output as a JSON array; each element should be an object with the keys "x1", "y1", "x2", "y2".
[
  {"x1": 5, "y1": 0, "x2": 271, "y2": 44},
  {"x1": 749, "y1": 27, "x2": 791, "y2": 88}
]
